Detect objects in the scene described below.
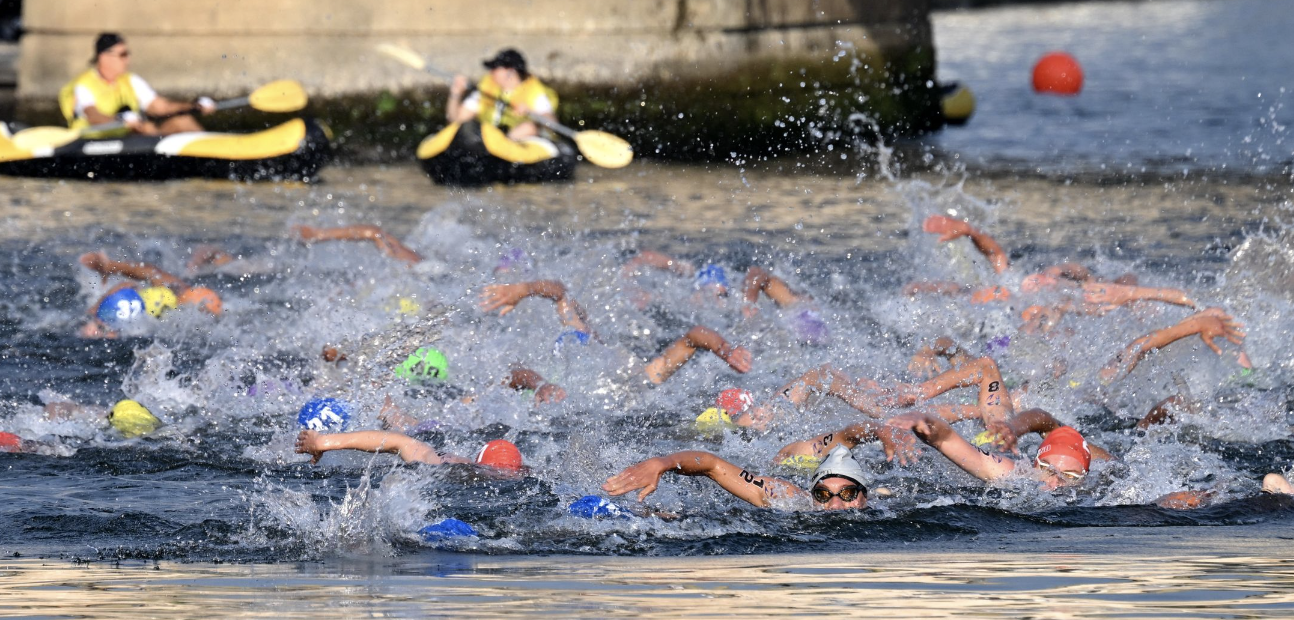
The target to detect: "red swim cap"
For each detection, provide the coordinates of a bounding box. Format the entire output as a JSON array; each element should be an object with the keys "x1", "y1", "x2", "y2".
[
  {"x1": 0, "y1": 431, "x2": 21, "y2": 453},
  {"x1": 476, "y1": 439, "x2": 523, "y2": 471},
  {"x1": 716, "y1": 388, "x2": 753, "y2": 415},
  {"x1": 1035, "y1": 426, "x2": 1091, "y2": 473}
]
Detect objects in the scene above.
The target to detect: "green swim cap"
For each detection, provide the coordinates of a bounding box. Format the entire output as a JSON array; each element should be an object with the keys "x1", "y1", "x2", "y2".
[
  {"x1": 109, "y1": 400, "x2": 160, "y2": 438},
  {"x1": 394, "y1": 347, "x2": 449, "y2": 383}
]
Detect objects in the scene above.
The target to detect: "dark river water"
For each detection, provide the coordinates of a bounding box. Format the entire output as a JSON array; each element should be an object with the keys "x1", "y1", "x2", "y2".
[{"x1": 2, "y1": 0, "x2": 1293, "y2": 616}]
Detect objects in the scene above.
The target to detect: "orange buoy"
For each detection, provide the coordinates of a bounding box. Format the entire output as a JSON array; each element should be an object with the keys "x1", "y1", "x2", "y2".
[{"x1": 1032, "y1": 52, "x2": 1083, "y2": 95}]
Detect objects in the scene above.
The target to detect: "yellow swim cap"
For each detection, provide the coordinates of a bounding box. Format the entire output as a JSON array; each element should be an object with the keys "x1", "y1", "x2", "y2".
[
  {"x1": 386, "y1": 297, "x2": 422, "y2": 316},
  {"x1": 139, "y1": 287, "x2": 178, "y2": 318},
  {"x1": 778, "y1": 454, "x2": 822, "y2": 472},
  {"x1": 694, "y1": 407, "x2": 736, "y2": 433},
  {"x1": 109, "y1": 400, "x2": 161, "y2": 438},
  {"x1": 973, "y1": 431, "x2": 1000, "y2": 448}
]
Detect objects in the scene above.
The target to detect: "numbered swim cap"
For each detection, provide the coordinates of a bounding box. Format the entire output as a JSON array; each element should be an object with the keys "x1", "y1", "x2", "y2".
[
  {"x1": 297, "y1": 398, "x2": 351, "y2": 432},
  {"x1": 178, "y1": 286, "x2": 222, "y2": 315},
  {"x1": 693, "y1": 264, "x2": 728, "y2": 290},
  {"x1": 1035, "y1": 426, "x2": 1091, "y2": 473},
  {"x1": 716, "y1": 388, "x2": 754, "y2": 416},
  {"x1": 568, "y1": 495, "x2": 627, "y2": 519},
  {"x1": 109, "y1": 399, "x2": 161, "y2": 438},
  {"x1": 476, "y1": 439, "x2": 523, "y2": 471},
  {"x1": 553, "y1": 330, "x2": 590, "y2": 355},
  {"x1": 139, "y1": 286, "x2": 178, "y2": 318},
  {"x1": 418, "y1": 518, "x2": 478, "y2": 542},
  {"x1": 394, "y1": 347, "x2": 449, "y2": 383},
  {"x1": 96, "y1": 288, "x2": 145, "y2": 326}
]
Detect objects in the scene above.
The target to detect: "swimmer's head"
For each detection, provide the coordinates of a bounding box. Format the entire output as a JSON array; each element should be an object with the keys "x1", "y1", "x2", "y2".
[
  {"x1": 716, "y1": 388, "x2": 754, "y2": 417},
  {"x1": 553, "y1": 330, "x2": 590, "y2": 355},
  {"x1": 476, "y1": 439, "x2": 523, "y2": 472},
  {"x1": 178, "y1": 286, "x2": 222, "y2": 315},
  {"x1": 139, "y1": 286, "x2": 178, "y2": 318},
  {"x1": 394, "y1": 347, "x2": 449, "y2": 383},
  {"x1": 96, "y1": 288, "x2": 145, "y2": 326},
  {"x1": 1035, "y1": 426, "x2": 1091, "y2": 485},
  {"x1": 810, "y1": 445, "x2": 869, "y2": 510},
  {"x1": 109, "y1": 399, "x2": 160, "y2": 438},
  {"x1": 791, "y1": 309, "x2": 829, "y2": 344},
  {"x1": 297, "y1": 398, "x2": 351, "y2": 432},
  {"x1": 693, "y1": 264, "x2": 728, "y2": 294},
  {"x1": 693, "y1": 407, "x2": 736, "y2": 434},
  {"x1": 494, "y1": 248, "x2": 534, "y2": 274}
]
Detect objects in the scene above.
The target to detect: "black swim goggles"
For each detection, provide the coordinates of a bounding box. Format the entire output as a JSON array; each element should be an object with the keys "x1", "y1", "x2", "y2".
[{"x1": 811, "y1": 484, "x2": 866, "y2": 504}]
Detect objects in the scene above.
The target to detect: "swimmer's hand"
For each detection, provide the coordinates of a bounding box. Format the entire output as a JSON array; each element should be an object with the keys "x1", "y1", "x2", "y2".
[
  {"x1": 1195, "y1": 308, "x2": 1246, "y2": 356},
  {"x1": 922, "y1": 215, "x2": 972, "y2": 243},
  {"x1": 984, "y1": 419, "x2": 1020, "y2": 455},
  {"x1": 478, "y1": 283, "x2": 529, "y2": 316},
  {"x1": 877, "y1": 424, "x2": 921, "y2": 466},
  {"x1": 907, "y1": 350, "x2": 943, "y2": 379},
  {"x1": 295, "y1": 430, "x2": 325, "y2": 464},
  {"x1": 534, "y1": 383, "x2": 566, "y2": 404},
  {"x1": 603, "y1": 457, "x2": 669, "y2": 502},
  {"x1": 721, "y1": 345, "x2": 753, "y2": 374}
]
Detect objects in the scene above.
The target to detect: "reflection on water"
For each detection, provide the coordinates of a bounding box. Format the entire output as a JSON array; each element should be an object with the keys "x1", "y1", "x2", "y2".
[{"x1": 5, "y1": 544, "x2": 1294, "y2": 618}]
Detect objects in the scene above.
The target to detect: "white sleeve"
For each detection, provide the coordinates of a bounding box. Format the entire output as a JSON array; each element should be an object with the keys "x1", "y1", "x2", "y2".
[
  {"x1": 73, "y1": 85, "x2": 97, "y2": 116},
  {"x1": 530, "y1": 92, "x2": 554, "y2": 115},
  {"x1": 129, "y1": 75, "x2": 158, "y2": 113},
  {"x1": 461, "y1": 90, "x2": 481, "y2": 113}
]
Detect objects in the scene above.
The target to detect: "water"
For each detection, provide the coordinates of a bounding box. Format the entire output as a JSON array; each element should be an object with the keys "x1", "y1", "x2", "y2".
[{"x1": 3, "y1": 0, "x2": 1294, "y2": 615}]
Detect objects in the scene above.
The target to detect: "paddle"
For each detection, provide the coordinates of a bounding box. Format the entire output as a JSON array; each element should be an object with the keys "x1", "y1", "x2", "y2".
[
  {"x1": 376, "y1": 43, "x2": 633, "y2": 169},
  {"x1": 11, "y1": 80, "x2": 309, "y2": 151}
]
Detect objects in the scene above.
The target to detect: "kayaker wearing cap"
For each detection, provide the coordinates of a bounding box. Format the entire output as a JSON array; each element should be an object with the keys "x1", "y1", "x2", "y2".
[
  {"x1": 603, "y1": 444, "x2": 871, "y2": 510},
  {"x1": 446, "y1": 48, "x2": 558, "y2": 141},
  {"x1": 58, "y1": 32, "x2": 216, "y2": 137}
]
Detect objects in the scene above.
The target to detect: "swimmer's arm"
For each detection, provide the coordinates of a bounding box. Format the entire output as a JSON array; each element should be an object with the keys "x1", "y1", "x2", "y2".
[
  {"x1": 776, "y1": 421, "x2": 921, "y2": 467},
  {"x1": 908, "y1": 337, "x2": 973, "y2": 378},
  {"x1": 604, "y1": 451, "x2": 794, "y2": 507},
  {"x1": 644, "y1": 325, "x2": 750, "y2": 384},
  {"x1": 294, "y1": 430, "x2": 443, "y2": 465},
  {"x1": 922, "y1": 215, "x2": 1009, "y2": 274},
  {"x1": 742, "y1": 266, "x2": 806, "y2": 308},
  {"x1": 1043, "y1": 262, "x2": 1093, "y2": 282},
  {"x1": 294, "y1": 225, "x2": 422, "y2": 264},
  {"x1": 79, "y1": 251, "x2": 188, "y2": 289},
  {"x1": 888, "y1": 412, "x2": 1015, "y2": 481},
  {"x1": 479, "y1": 280, "x2": 592, "y2": 332},
  {"x1": 506, "y1": 367, "x2": 567, "y2": 404},
  {"x1": 776, "y1": 364, "x2": 883, "y2": 417},
  {"x1": 622, "y1": 251, "x2": 695, "y2": 277},
  {"x1": 1100, "y1": 308, "x2": 1247, "y2": 382},
  {"x1": 912, "y1": 357, "x2": 1014, "y2": 423},
  {"x1": 1082, "y1": 282, "x2": 1197, "y2": 310}
]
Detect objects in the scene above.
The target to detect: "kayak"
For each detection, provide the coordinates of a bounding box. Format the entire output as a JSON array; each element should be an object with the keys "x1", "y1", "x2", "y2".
[
  {"x1": 0, "y1": 118, "x2": 331, "y2": 181},
  {"x1": 418, "y1": 120, "x2": 576, "y2": 186}
]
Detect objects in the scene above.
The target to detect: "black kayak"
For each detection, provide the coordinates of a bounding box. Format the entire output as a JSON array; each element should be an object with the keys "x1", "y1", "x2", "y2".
[
  {"x1": 0, "y1": 118, "x2": 331, "y2": 181},
  {"x1": 418, "y1": 120, "x2": 576, "y2": 186}
]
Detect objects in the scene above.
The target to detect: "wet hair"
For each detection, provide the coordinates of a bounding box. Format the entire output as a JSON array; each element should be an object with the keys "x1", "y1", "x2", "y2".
[{"x1": 93, "y1": 32, "x2": 125, "y2": 62}]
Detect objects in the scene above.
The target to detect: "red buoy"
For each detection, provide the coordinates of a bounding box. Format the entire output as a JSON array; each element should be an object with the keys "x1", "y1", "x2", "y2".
[{"x1": 1032, "y1": 52, "x2": 1083, "y2": 95}]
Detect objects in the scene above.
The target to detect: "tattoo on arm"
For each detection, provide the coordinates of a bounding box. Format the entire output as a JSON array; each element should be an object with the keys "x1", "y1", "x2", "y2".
[{"x1": 739, "y1": 470, "x2": 765, "y2": 488}]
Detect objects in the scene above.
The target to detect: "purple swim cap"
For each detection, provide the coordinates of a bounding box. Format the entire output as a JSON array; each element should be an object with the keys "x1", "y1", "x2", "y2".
[
  {"x1": 494, "y1": 248, "x2": 534, "y2": 274},
  {"x1": 792, "y1": 309, "x2": 829, "y2": 344}
]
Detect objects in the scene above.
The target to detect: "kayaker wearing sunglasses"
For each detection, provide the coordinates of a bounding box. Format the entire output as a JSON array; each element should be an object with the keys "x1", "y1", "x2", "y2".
[{"x1": 603, "y1": 445, "x2": 871, "y2": 511}]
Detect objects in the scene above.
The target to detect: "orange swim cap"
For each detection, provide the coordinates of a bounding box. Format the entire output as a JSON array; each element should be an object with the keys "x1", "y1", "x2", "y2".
[
  {"x1": 970, "y1": 285, "x2": 1011, "y2": 304},
  {"x1": 0, "y1": 431, "x2": 21, "y2": 453},
  {"x1": 178, "y1": 286, "x2": 223, "y2": 315},
  {"x1": 476, "y1": 439, "x2": 523, "y2": 471},
  {"x1": 1035, "y1": 426, "x2": 1091, "y2": 473},
  {"x1": 1020, "y1": 273, "x2": 1059, "y2": 293},
  {"x1": 716, "y1": 388, "x2": 754, "y2": 415}
]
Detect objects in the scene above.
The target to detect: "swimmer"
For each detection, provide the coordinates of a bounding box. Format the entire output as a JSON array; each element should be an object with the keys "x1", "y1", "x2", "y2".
[
  {"x1": 294, "y1": 429, "x2": 523, "y2": 472},
  {"x1": 294, "y1": 224, "x2": 423, "y2": 265},
  {"x1": 479, "y1": 279, "x2": 752, "y2": 384},
  {"x1": 78, "y1": 250, "x2": 222, "y2": 318},
  {"x1": 42, "y1": 398, "x2": 163, "y2": 438},
  {"x1": 603, "y1": 444, "x2": 871, "y2": 511}
]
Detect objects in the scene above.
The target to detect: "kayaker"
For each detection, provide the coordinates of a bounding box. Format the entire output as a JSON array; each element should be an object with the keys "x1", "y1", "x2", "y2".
[
  {"x1": 446, "y1": 48, "x2": 558, "y2": 141},
  {"x1": 58, "y1": 32, "x2": 216, "y2": 137}
]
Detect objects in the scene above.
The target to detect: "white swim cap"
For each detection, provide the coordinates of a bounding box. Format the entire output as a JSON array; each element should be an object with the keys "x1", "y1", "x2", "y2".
[{"x1": 811, "y1": 445, "x2": 869, "y2": 488}]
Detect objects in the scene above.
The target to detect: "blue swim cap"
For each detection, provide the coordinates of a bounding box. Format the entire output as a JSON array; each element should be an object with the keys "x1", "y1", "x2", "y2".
[
  {"x1": 419, "y1": 518, "x2": 478, "y2": 542},
  {"x1": 568, "y1": 495, "x2": 627, "y2": 519},
  {"x1": 553, "y1": 329, "x2": 591, "y2": 355},
  {"x1": 694, "y1": 264, "x2": 728, "y2": 290},
  {"x1": 96, "y1": 288, "x2": 145, "y2": 326},
  {"x1": 297, "y1": 398, "x2": 351, "y2": 432}
]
